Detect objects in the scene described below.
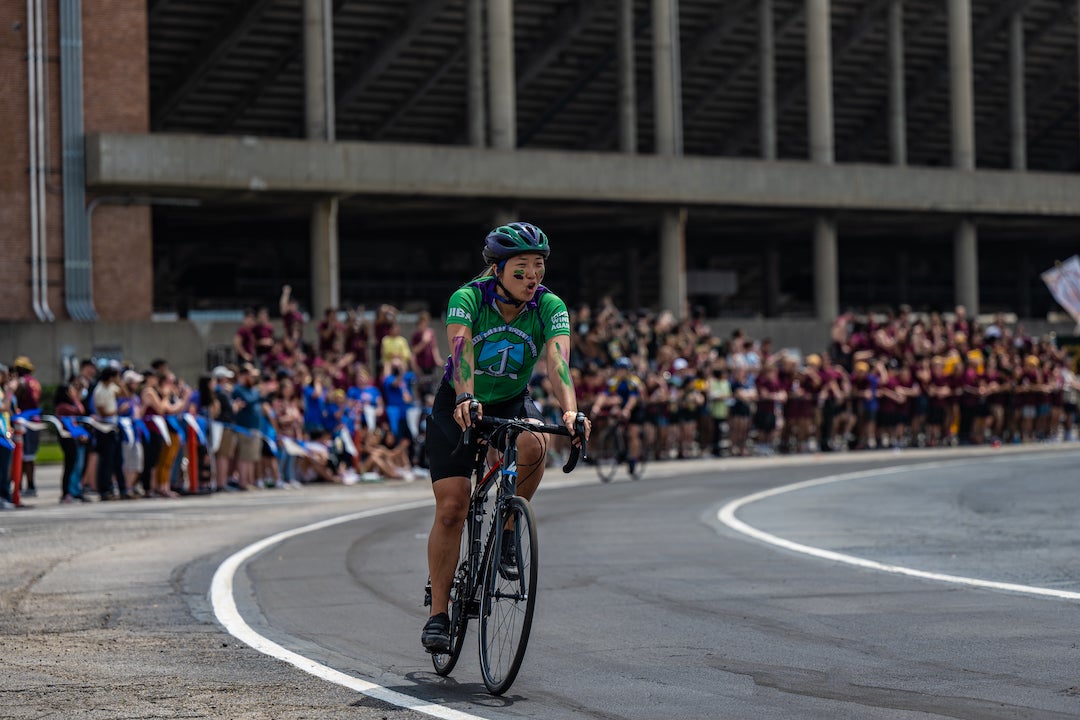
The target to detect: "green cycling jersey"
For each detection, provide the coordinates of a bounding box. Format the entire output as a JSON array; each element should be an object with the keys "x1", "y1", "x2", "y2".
[{"x1": 444, "y1": 277, "x2": 570, "y2": 405}]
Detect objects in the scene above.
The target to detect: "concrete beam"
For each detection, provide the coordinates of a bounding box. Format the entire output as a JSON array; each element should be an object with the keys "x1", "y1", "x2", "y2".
[{"x1": 86, "y1": 132, "x2": 1080, "y2": 217}]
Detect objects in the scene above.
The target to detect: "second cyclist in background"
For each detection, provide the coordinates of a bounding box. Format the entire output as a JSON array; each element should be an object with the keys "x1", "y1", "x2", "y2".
[{"x1": 591, "y1": 356, "x2": 645, "y2": 475}]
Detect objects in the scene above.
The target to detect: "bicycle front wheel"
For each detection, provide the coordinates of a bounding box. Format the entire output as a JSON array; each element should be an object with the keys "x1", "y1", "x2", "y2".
[
  {"x1": 594, "y1": 426, "x2": 620, "y2": 483},
  {"x1": 479, "y1": 496, "x2": 538, "y2": 695}
]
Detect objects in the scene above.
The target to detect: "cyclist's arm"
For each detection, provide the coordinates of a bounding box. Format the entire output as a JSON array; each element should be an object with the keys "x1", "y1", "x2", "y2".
[
  {"x1": 546, "y1": 336, "x2": 588, "y2": 438},
  {"x1": 447, "y1": 322, "x2": 477, "y2": 428}
]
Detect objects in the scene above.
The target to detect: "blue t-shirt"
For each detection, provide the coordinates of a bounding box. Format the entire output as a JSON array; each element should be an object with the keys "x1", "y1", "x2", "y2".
[
  {"x1": 232, "y1": 384, "x2": 263, "y2": 430},
  {"x1": 303, "y1": 385, "x2": 326, "y2": 430},
  {"x1": 347, "y1": 385, "x2": 381, "y2": 407},
  {"x1": 382, "y1": 371, "x2": 416, "y2": 410}
]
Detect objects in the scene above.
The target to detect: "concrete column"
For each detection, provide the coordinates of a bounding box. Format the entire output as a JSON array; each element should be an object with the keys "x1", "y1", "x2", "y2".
[
  {"x1": 468, "y1": 0, "x2": 485, "y2": 147},
  {"x1": 653, "y1": 0, "x2": 687, "y2": 319},
  {"x1": 652, "y1": 0, "x2": 682, "y2": 156},
  {"x1": 618, "y1": 0, "x2": 637, "y2": 154},
  {"x1": 304, "y1": 0, "x2": 339, "y2": 317},
  {"x1": 310, "y1": 197, "x2": 340, "y2": 315},
  {"x1": 806, "y1": 0, "x2": 833, "y2": 164},
  {"x1": 953, "y1": 219, "x2": 978, "y2": 314},
  {"x1": 948, "y1": 0, "x2": 975, "y2": 170},
  {"x1": 659, "y1": 209, "x2": 687, "y2": 318},
  {"x1": 759, "y1": 0, "x2": 776, "y2": 159},
  {"x1": 488, "y1": 0, "x2": 516, "y2": 150},
  {"x1": 303, "y1": 0, "x2": 334, "y2": 141},
  {"x1": 948, "y1": 0, "x2": 977, "y2": 314},
  {"x1": 806, "y1": 0, "x2": 836, "y2": 321},
  {"x1": 813, "y1": 216, "x2": 838, "y2": 321},
  {"x1": 888, "y1": 0, "x2": 906, "y2": 165},
  {"x1": 1009, "y1": 9, "x2": 1026, "y2": 170}
]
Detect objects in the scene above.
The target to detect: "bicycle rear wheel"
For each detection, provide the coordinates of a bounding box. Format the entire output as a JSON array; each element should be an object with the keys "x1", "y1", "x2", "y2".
[
  {"x1": 594, "y1": 426, "x2": 620, "y2": 483},
  {"x1": 431, "y1": 522, "x2": 470, "y2": 675},
  {"x1": 479, "y1": 496, "x2": 538, "y2": 695}
]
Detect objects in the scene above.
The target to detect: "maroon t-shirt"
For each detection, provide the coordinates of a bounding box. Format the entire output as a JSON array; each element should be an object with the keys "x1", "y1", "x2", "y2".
[
  {"x1": 282, "y1": 309, "x2": 304, "y2": 340},
  {"x1": 878, "y1": 377, "x2": 904, "y2": 415},
  {"x1": 317, "y1": 320, "x2": 342, "y2": 356},
  {"x1": 254, "y1": 322, "x2": 275, "y2": 351},
  {"x1": 235, "y1": 327, "x2": 256, "y2": 358},
  {"x1": 755, "y1": 376, "x2": 782, "y2": 416},
  {"x1": 345, "y1": 324, "x2": 369, "y2": 363}
]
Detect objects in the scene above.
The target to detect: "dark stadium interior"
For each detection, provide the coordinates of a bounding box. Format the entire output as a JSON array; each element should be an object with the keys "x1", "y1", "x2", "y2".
[{"x1": 145, "y1": 0, "x2": 1080, "y2": 317}]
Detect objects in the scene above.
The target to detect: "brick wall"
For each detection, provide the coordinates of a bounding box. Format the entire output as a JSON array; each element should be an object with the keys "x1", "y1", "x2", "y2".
[
  {"x1": 83, "y1": 0, "x2": 151, "y2": 320},
  {"x1": 1, "y1": 0, "x2": 37, "y2": 321},
  {"x1": 0, "y1": 0, "x2": 149, "y2": 322}
]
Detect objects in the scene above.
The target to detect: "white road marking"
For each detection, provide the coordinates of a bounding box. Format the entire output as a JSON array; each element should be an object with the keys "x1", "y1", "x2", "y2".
[
  {"x1": 718, "y1": 454, "x2": 1080, "y2": 602},
  {"x1": 210, "y1": 498, "x2": 490, "y2": 720}
]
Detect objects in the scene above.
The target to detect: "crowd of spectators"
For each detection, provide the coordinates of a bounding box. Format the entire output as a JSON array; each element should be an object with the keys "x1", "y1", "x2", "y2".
[
  {"x1": 563, "y1": 300, "x2": 1080, "y2": 459},
  {"x1": 2, "y1": 288, "x2": 1079, "y2": 508}
]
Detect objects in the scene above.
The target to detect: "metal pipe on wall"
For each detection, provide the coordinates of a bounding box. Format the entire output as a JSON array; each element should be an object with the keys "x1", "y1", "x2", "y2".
[
  {"x1": 34, "y1": 0, "x2": 53, "y2": 320},
  {"x1": 26, "y1": 0, "x2": 45, "y2": 321},
  {"x1": 60, "y1": 0, "x2": 96, "y2": 320}
]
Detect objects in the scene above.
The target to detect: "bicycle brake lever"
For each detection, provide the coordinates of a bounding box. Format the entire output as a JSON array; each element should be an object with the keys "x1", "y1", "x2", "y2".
[
  {"x1": 562, "y1": 412, "x2": 588, "y2": 473},
  {"x1": 453, "y1": 401, "x2": 482, "y2": 459}
]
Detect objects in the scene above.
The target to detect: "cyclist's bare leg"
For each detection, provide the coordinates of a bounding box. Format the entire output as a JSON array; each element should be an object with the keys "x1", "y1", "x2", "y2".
[
  {"x1": 512, "y1": 431, "x2": 548, "y2": 502},
  {"x1": 628, "y1": 423, "x2": 642, "y2": 462},
  {"x1": 427, "y1": 475, "x2": 471, "y2": 616}
]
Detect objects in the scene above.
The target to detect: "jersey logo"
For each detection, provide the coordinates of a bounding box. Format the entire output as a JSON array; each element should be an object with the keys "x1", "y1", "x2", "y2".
[
  {"x1": 448, "y1": 307, "x2": 472, "y2": 323},
  {"x1": 473, "y1": 326, "x2": 538, "y2": 380},
  {"x1": 550, "y1": 310, "x2": 570, "y2": 334}
]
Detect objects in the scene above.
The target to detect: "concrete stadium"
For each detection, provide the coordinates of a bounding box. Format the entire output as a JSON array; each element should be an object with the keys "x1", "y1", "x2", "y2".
[{"x1": 3, "y1": 0, "x2": 1080, "y2": 381}]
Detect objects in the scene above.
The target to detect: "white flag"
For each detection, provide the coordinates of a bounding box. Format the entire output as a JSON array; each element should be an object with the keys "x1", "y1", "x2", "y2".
[{"x1": 1041, "y1": 255, "x2": 1080, "y2": 327}]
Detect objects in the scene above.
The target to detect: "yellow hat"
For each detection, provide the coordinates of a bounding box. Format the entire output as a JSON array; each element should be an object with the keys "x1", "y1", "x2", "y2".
[
  {"x1": 854, "y1": 360, "x2": 870, "y2": 373},
  {"x1": 1025, "y1": 355, "x2": 1040, "y2": 366},
  {"x1": 12, "y1": 356, "x2": 34, "y2": 372},
  {"x1": 805, "y1": 354, "x2": 822, "y2": 367}
]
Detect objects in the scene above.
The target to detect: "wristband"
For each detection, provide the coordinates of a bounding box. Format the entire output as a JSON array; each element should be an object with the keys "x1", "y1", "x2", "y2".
[{"x1": 455, "y1": 392, "x2": 475, "y2": 406}]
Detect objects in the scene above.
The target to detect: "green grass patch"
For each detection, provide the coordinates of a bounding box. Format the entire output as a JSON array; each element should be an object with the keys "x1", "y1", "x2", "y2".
[{"x1": 35, "y1": 441, "x2": 65, "y2": 466}]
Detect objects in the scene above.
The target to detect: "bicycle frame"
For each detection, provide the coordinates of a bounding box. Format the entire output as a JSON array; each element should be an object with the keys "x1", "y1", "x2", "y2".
[{"x1": 458, "y1": 422, "x2": 528, "y2": 622}]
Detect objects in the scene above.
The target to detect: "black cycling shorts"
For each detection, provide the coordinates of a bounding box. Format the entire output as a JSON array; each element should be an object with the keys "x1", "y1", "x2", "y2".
[{"x1": 426, "y1": 379, "x2": 545, "y2": 483}]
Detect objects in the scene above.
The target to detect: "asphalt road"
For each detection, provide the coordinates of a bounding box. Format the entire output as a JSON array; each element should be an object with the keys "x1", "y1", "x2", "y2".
[
  {"x1": 3, "y1": 445, "x2": 1080, "y2": 719},
  {"x1": 238, "y1": 447, "x2": 1080, "y2": 720}
]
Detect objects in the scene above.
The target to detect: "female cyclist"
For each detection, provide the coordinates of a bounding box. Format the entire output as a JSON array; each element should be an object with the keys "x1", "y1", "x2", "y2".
[{"x1": 421, "y1": 221, "x2": 590, "y2": 652}]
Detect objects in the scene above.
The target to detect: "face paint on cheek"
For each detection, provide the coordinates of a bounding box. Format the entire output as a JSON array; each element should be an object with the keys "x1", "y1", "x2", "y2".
[{"x1": 513, "y1": 269, "x2": 525, "y2": 280}]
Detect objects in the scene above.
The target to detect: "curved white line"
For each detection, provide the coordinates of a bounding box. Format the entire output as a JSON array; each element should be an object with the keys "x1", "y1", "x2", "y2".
[
  {"x1": 718, "y1": 455, "x2": 1080, "y2": 602},
  {"x1": 209, "y1": 499, "x2": 488, "y2": 720}
]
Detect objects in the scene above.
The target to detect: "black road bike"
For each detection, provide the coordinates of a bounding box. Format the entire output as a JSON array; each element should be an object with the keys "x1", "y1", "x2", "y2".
[
  {"x1": 425, "y1": 409, "x2": 588, "y2": 695},
  {"x1": 593, "y1": 414, "x2": 646, "y2": 482}
]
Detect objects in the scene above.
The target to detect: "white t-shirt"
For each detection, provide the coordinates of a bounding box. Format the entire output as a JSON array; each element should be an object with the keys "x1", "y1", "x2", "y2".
[{"x1": 93, "y1": 382, "x2": 121, "y2": 419}]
